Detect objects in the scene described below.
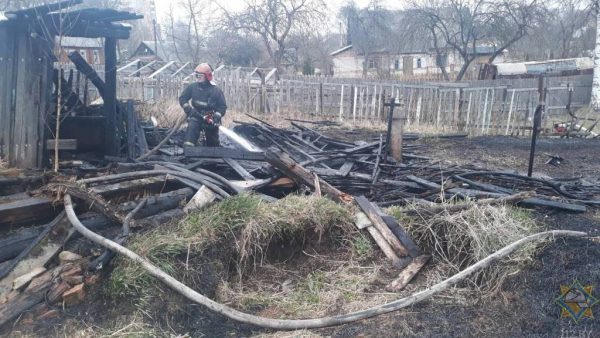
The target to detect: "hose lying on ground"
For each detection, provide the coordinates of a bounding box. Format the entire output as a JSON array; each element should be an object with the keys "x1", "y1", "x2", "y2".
[
  {"x1": 136, "y1": 115, "x2": 187, "y2": 161},
  {"x1": 63, "y1": 194, "x2": 587, "y2": 330},
  {"x1": 79, "y1": 169, "x2": 232, "y2": 198}
]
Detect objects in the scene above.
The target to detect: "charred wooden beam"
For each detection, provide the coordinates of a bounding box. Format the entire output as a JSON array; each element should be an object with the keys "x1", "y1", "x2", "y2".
[
  {"x1": 0, "y1": 227, "x2": 41, "y2": 263},
  {"x1": 265, "y1": 149, "x2": 352, "y2": 204},
  {"x1": 184, "y1": 147, "x2": 265, "y2": 161},
  {"x1": 223, "y1": 158, "x2": 256, "y2": 181},
  {"x1": 355, "y1": 196, "x2": 411, "y2": 258},
  {"x1": 68, "y1": 51, "x2": 106, "y2": 99},
  {"x1": 0, "y1": 198, "x2": 60, "y2": 228},
  {"x1": 89, "y1": 176, "x2": 171, "y2": 200}
]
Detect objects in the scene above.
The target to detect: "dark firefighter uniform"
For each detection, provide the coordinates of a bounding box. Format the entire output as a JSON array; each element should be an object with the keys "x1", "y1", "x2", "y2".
[{"x1": 178, "y1": 81, "x2": 227, "y2": 147}]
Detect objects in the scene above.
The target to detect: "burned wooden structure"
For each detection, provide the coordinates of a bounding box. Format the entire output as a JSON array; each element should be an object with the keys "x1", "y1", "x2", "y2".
[
  {"x1": 0, "y1": 0, "x2": 142, "y2": 168},
  {"x1": 2, "y1": 111, "x2": 600, "y2": 328}
]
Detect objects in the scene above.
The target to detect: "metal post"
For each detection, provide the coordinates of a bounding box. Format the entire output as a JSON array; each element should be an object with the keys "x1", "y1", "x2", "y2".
[{"x1": 528, "y1": 75, "x2": 545, "y2": 177}]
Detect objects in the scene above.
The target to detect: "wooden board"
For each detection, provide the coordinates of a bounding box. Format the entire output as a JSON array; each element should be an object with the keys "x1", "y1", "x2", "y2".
[
  {"x1": 223, "y1": 158, "x2": 256, "y2": 181},
  {"x1": 184, "y1": 146, "x2": 266, "y2": 161},
  {"x1": 45, "y1": 139, "x2": 78, "y2": 151},
  {"x1": 355, "y1": 195, "x2": 410, "y2": 258}
]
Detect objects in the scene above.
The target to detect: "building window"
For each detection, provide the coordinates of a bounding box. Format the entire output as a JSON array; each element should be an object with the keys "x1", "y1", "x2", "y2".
[
  {"x1": 394, "y1": 59, "x2": 401, "y2": 70},
  {"x1": 368, "y1": 59, "x2": 377, "y2": 69},
  {"x1": 416, "y1": 58, "x2": 422, "y2": 69},
  {"x1": 93, "y1": 50, "x2": 100, "y2": 64}
]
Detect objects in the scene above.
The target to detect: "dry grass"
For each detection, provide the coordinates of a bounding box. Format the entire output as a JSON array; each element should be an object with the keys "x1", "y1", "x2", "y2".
[
  {"x1": 134, "y1": 97, "x2": 463, "y2": 136},
  {"x1": 387, "y1": 202, "x2": 540, "y2": 293},
  {"x1": 216, "y1": 259, "x2": 399, "y2": 319},
  {"x1": 0, "y1": 156, "x2": 7, "y2": 170},
  {"x1": 136, "y1": 98, "x2": 185, "y2": 128},
  {"x1": 9, "y1": 313, "x2": 173, "y2": 338},
  {"x1": 252, "y1": 330, "x2": 325, "y2": 338},
  {"x1": 108, "y1": 193, "x2": 354, "y2": 299}
]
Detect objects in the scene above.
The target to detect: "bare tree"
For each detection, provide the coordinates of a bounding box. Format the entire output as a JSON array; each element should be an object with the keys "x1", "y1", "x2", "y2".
[
  {"x1": 409, "y1": 0, "x2": 544, "y2": 81},
  {"x1": 164, "y1": 0, "x2": 215, "y2": 64},
  {"x1": 222, "y1": 0, "x2": 327, "y2": 71},
  {"x1": 339, "y1": 1, "x2": 398, "y2": 77},
  {"x1": 553, "y1": 0, "x2": 593, "y2": 58}
]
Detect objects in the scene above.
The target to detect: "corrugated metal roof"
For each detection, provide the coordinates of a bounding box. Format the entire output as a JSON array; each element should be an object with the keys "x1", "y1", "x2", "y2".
[{"x1": 495, "y1": 57, "x2": 593, "y2": 76}]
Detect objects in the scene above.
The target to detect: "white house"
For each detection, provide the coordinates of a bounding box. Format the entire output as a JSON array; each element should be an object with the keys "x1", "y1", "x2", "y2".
[{"x1": 330, "y1": 45, "x2": 506, "y2": 79}]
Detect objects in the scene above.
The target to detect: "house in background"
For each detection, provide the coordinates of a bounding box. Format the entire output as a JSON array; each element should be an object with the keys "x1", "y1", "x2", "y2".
[
  {"x1": 330, "y1": 45, "x2": 507, "y2": 79},
  {"x1": 56, "y1": 37, "x2": 104, "y2": 65},
  {"x1": 129, "y1": 40, "x2": 178, "y2": 62}
]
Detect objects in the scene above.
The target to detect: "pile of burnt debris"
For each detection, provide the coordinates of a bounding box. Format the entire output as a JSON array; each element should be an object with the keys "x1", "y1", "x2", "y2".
[{"x1": 1, "y1": 115, "x2": 599, "y2": 328}]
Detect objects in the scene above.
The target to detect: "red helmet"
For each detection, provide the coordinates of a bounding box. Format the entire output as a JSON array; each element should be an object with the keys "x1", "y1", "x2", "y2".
[{"x1": 194, "y1": 63, "x2": 213, "y2": 81}]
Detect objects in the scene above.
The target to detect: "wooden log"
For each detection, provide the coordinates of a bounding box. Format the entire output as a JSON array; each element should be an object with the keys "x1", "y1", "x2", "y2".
[
  {"x1": 62, "y1": 283, "x2": 85, "y2": 306},
  {"x1": 46, "y1": 280, "x2": 71, "y2": 304},
  {"x1": 0, "y1": 267, "x2": 56, "y2": 327},
  {"x1": 0, "y1": 198, "x2": 59, "y2": 227},
  {"x1": 119, "y1": 187, "x2": 194, "y2": 219},
  {"x1": 184, "y1": 186, "x2": 217, "y2": 213},
  {"x1": 355, "y1": 196, "x2": 410, "y2": 257},
  {"x1": 380, "y1": 215, "x2": 421, "y2": 258},
  {"x1": 89, "y1": 176, "x2": 171, "y2": 199},
  {"x1": 386, "y1": 254, "x2": 431, "y2": 292},
  {"x1": 265, "y1": 149, "x2": 353, "y2": 204},
  {"x1": 0, "y1": 212, "x2": 65, "y2": 280}
]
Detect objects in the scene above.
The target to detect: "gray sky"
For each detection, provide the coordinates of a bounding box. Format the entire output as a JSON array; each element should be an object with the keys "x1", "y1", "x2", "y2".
[{"x1": 155, "y1": 0, "x2": 404, "y2": 28}]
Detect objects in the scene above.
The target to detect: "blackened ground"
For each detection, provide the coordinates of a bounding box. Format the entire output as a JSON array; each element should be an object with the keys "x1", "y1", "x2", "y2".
[
  {"x1": 4, "y1": 134, "x2": 600, "y2": 337},
  {"x1": 426, "y1": 135, "x2": 600, "y2": 178},
  {"x1": 312, "y1": 134, "x2": 600, "y2": 337}
]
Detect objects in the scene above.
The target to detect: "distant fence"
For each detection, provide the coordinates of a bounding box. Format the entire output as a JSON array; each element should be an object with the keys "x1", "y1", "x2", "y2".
[{"x1": 59, "y1": 61, "x2": 593, "y2": 135}]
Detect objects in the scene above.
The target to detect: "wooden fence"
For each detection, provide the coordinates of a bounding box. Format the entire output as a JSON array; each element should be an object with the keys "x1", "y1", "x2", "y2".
[{"x1": 60, "y1": 62, "x2": 593, "y2": 135}]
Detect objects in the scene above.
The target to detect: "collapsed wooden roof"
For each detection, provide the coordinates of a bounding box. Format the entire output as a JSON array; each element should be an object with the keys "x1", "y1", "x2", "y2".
[{"x1": 1, "y1": 0, "x2": 142, "y2": 39}]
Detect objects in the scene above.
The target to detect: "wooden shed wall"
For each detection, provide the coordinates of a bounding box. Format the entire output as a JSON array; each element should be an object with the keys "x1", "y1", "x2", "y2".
[{"x1": 0, "y1": 23, "x2": 53, "y2": 168}]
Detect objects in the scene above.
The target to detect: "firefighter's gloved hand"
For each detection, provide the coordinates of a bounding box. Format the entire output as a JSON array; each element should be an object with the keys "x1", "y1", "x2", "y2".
[
  {"x1": 183, "y1": 104, "x2": 194, "y2": 116},
  {"x1": 213, "y1": 112, "x2": 222, "y2": 126}
]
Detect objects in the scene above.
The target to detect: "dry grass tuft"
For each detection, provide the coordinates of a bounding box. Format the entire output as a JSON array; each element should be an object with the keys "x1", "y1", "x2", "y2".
[{"x1": 387, "y1": 202, "x2": 540, "y2": 293}]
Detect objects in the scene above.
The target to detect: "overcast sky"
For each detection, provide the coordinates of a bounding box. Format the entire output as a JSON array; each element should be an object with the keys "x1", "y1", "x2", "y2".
[{"x1": 155, "y1": 0, "x2": 403, "y2": 28}]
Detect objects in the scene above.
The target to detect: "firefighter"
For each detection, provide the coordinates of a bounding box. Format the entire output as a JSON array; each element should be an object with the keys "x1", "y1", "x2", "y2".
[{"x1": 179, "y1": 63, "x2": 227, "y2": 147}]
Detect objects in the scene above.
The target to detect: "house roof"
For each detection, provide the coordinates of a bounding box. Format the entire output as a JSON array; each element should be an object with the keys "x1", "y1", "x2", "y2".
[
  {"x1": 330, "y1": 45, "x2": 353, "y2": 57},
  {"x1": 1, "y1": 1, "x2": 142, "y2": 39},
  {"x1": 59, "y1": 37, "x2": 103, "y2": 48},
  {"x1": 134, "y1": 40, "x2": 178, "y2": 62}
]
